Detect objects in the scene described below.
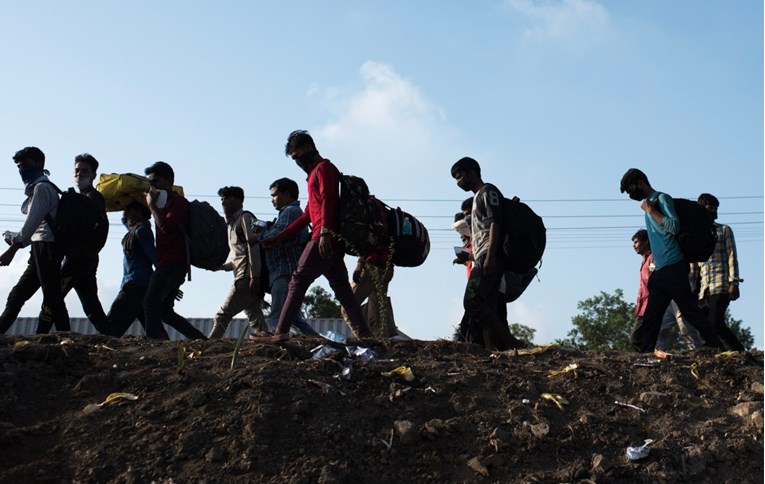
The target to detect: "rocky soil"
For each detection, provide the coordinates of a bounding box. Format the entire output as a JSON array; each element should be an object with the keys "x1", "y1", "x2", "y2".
[{"x1": 0, "y1": 333, "x2": 762, "y2": 483}]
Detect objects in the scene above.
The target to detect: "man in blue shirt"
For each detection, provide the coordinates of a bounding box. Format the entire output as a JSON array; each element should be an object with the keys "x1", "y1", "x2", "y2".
[{"x1": 620, "y1": 169, "x2": 723, "y2": 355}]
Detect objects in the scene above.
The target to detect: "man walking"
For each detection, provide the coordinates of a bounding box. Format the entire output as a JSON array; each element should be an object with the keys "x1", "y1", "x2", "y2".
[
  {"x1": 0, "y1": 147, "x2": 70, "y2": 334},
  {"x1": 259, "y1": 178, "x2": 318, "y2": 337},
  {"x1": 257, "y1": 130, "x2": 371, "y2": 342},
  {"x1": 619, "y1": 168, "x2": 723, "y2": 354},
  {"x1": 451, "y1": 156, "x2": 524, "y2": 351},
  {"x1": 37, "y1": 153, "x2": 112, "y2": 335},
  {"x1": 143, "y1": 161, "x2": 205, "y2": 340},
  {"x1": 208, "y1": 186, "x2": 267, "y2": 338},
  {"x1": 692, "y1": 193, "x2": 745, "y2": 351}
]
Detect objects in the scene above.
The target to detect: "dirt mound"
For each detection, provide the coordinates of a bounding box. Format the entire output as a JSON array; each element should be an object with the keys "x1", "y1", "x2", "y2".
[{"x1": 0, "y1": 334, "x2": 762, "y2": 483}]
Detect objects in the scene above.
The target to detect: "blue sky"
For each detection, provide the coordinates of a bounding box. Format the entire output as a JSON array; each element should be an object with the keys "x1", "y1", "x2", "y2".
[{"x1": 1, "y1": 1, "x2": 762, "y2": 347}]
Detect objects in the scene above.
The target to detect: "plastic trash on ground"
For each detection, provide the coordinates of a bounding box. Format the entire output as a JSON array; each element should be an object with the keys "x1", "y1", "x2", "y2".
[
  {"x1": 310, "y1": 344, "x2": 339, "y2": 360},
  {"x1": 321, "y1": 330, "x2": 347, "y2": 344},
  {"x1": 83, "y1": 392, "x2": 139, "y2": 414},
  {"x1": 381, "y1": 365, "x2": 415, "y2": 382},
  {"x1": 346, "y1": 345, "x2": 377, "y2": 361},
  {"x1": 626, "y1": 439, "x2": 654, "y2": 460}
]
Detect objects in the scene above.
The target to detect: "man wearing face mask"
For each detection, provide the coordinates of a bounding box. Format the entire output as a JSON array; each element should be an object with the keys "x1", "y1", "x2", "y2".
[
  {"x1": 0, "y1": 147, "x2": 70, "y2": 334},
  {"x1": 256, "y1": 130, "x2": 372, "y2": 343},
  {"x1": 36, "y1": 153, "x2": 113, "y2": 335},
  {"x1": 619, "y1": 168, "x2": 723, "y2": 356}
]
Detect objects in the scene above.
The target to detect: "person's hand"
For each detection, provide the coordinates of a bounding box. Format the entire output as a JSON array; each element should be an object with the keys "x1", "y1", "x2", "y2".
[
  {"x1": 352, "y1": 263, "x2": 363, "y2": 284},
  {"x1": 0, "y1": 245, "x2": 20, "y2": 266},
  {"x1": 145, "y1": 190, "x2": 158, "y2": 208},
  {"x1": 640, "y1": 197, "x2": 657, "y2": 214},
  {"x1": 319, "y1": 235, "x2": 334, "y2": 260},
  {"x1": 249, "y1": 278, "x2": 260, "y2": 296},
  {"x1": 174, "y1": 289, "x2": 184, "y2": 301},
  {"x1": 728, "y1": 284, "x2": 740, "y2": 301}
]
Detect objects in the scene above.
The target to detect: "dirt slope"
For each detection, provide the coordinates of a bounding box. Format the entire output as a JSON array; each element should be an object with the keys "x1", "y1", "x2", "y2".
[{"x1": 0, "y1": 334, "x2": 762, "y2": 483}]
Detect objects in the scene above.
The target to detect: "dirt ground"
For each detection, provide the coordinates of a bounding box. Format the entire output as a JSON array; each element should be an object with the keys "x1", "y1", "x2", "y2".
[{"x1": 0, "y1": 333, "x2": 762, "y2": 484}]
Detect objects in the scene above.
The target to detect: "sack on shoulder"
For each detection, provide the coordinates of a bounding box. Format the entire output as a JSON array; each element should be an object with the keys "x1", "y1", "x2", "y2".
[
  {"x1": 97, "y1": 173, "x2": 184, "y2": 213},
  {"x1": 42, "y1": 182, "x2": 109, "y2": 258}
]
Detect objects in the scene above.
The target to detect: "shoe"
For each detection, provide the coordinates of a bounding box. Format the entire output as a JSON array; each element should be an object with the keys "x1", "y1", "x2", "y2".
[{"x1": 653, "y1": 349, "x2": 673, "y2": 359}]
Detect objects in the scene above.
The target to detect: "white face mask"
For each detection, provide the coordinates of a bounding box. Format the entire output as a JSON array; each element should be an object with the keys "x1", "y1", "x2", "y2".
[
  {"x1": 74, "y1": 176, "x2": 92, "y2": 191},
  {"x1": 452, "y1": 218, "x2": 471, "y2": 238}
]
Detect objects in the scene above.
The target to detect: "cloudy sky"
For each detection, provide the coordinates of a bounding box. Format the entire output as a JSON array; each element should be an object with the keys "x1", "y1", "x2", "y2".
[{"x1": 0, "y1": 1, "x2": 762, "y2": 347}]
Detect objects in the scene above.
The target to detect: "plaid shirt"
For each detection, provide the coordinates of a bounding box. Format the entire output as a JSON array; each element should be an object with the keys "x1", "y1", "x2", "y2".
[
  {"x1": 691, "y1": 223, "x2": 740, "y2": 298},
  {"x1": 261, "y1": 201, "x2": 309, "y2": 284}
]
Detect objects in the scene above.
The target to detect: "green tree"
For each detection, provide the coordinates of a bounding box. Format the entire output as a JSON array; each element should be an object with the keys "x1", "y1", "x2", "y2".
[
  {"x1": 302, "y1": 285, "x2": 341, "y2": 318},
  {"x1": 558, "y1": 289, "x2": 635, "y2": 351},
  {"x1": 510, "y1": 323, "x2": 536, "y2": 345}
]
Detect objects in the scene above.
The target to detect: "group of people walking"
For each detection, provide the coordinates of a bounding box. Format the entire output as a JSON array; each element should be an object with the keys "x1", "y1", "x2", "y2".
[{"x1": 0, "y1": 137, "x2": 747, "y2": 356}]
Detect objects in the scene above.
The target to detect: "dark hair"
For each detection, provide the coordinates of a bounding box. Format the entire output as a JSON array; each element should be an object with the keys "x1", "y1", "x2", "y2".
[
  {"x1": 620, "y1": 168, "x2": 649, "y2": 193},
  {"x1": 698, "y1": 193, "x2": 719, "y2": 207},
  {"x1": 270, "y1": 177, "x2": 299, "y2": 199},
  {"x1": 461, "y1": 197, "x2": 473, "y2": 213},
  {"x1": 632, "y1": 228, "x2": 649, "y2": 243},
  {"x1": 74, "y1": 153, "x2": 99, "y2": 172},
  {"x1": 144, "y1": 161, "x2": 174, "y2": 182},
  {"x1": 13, "y1": 147, "x2": 45, "y2": 165},
  {"x1": 217, "y1": 186, "x2": 245, "y2": 201},
  {"x1": 451, "y1": 157, "x2": 481, "y2": 178},
  {"x1": 126, "y1": 201, "x2": 151, "y2": 221},
  {"x1": 285, "y1": 130, "x2": 315, "y2": 156},
  {"x1": 454, "y1": 212, "x2": 465, "y2": 223}
]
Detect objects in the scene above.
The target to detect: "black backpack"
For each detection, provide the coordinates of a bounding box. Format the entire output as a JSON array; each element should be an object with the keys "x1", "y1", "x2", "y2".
[
  {"x1": 235, "y1": 211, "x2": 271, "y2": 294},
  {"x1": 186, "y1": 199, "x2": 229, "y2": 272},
  {"x1": 333, "y1": 173, "x2": 387, "y2": 257},
  {"x1": 671, "y1": 198, "x2": 717, "y2": 262},
  {"x1": 385, "y1": 205, "x2": 430, "y2": 267},
  {"x1": 42, "y1": 182, "x2": 109, "y2": 258},
  {"x1": 500, "y1": 197, "x2": 546, "y2": 274}
]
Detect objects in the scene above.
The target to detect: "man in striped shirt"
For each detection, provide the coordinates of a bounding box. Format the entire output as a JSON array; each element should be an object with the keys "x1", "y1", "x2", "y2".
[{"x1": 691, "y1": 193, "x2": 745, "y2": 351}]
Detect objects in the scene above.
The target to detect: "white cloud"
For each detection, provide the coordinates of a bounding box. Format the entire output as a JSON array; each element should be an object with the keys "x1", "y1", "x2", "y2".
[{"x1": 507, "y1": 0, "x2": 610, "y2": 43}]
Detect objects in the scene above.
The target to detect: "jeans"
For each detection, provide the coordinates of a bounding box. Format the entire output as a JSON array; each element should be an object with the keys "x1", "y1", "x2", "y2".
[
  {"x1": 463, "y1": 259, "x2": 517, "y2": 351},
  {"x1": 267, "y1": 275, "x2": 318, "y2": 336},
  {"x1": 107, "y1": 282, "x2": 147, "y2": 337},
  {"x1": 209, "y1": 277, "x2": 266, "y2": 338},
  {"x1": 38, "y1": 255, "x2": 112, "y2": 335},
  {"x1": 701, "y1": 293, "x2": 745, "y2": 351},
  {"x1": 0, "y1": 242, "x2": 70, "y2": 334},
  {"x1": 275, "y1": 240, "x2": 369, "y2": 337},
  {"x1": 143, "y1": 264, "x2": 205, "y2": 340},
  {"x1": 639, "y1": 260, "x2": 723, "y2": 352}
]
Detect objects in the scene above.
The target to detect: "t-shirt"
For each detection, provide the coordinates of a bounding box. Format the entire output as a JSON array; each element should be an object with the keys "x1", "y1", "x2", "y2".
[{"x1": 471, "y1": 183, "x2": 503, "y2": 263}]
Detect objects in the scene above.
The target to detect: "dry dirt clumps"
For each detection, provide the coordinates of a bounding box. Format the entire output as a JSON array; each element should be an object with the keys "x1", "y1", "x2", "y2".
[{"x1": 0, "y1": 334, "x2": 762, "y2": 483}]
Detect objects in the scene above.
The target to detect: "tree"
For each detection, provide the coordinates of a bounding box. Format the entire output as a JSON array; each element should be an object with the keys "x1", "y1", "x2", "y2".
[
  {"x1": 302, "y1": 285, "x2": 341, "y2": 318},
  {"x1": 510, "y1": 323, "x2": 536, "y2": 345},
  {"x1": 558, "y1": 289, "x2": 634, "y2": 351}
]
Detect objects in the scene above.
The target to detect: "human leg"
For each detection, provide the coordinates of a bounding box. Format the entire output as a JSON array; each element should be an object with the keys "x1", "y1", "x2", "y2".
[
  {"x1": 639, "y1": 269, "x2": 673, "y2": 353},
  {"x1": 34, "y1": 242, "x2": 69, "y2": 332},
  {"x1": 464, "y1": 263, "x2": 513, "y2": 351},
  {"x1": 665, "y1": 262, "x2": 723, "y2": 349},
  {"x1": 273, "y1": 241, "x2": 324, "y2": 336},
  {"x1": 670, "y1": 300, "x2": 703, "y2": 350},
  {"x1": 324, "y1": 252, "x2": 371, "y2": 338},
  {"x1": 158, "y1": 265, "x2": 205, "y2": 340},
  {"x1": 209, "y1": 280, "x2": 244, "y2": 338},
  {"x1": 0, "y1": 252, "x2": 41, "y2": 334},
  {"x1": 69, "y1": 257, "x2": 113, "y2": 335},
  {"x1": 705, "y1": 294, "x2": 744, "y2": 351},
  {"x1": 655, "y1": 305, "x2": 678, "y2": 352},
  {"x1": 107, "y1": 283, "x2": 147, "y2": 337},
  {"x1": 143, "y1": 267, "x2": 173, "y2": 339}
]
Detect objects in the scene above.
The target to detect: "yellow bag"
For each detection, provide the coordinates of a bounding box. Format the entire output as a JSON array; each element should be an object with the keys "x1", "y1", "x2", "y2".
[{"x1": 97, "y1": 173, "x2": 184, "y2": 213}]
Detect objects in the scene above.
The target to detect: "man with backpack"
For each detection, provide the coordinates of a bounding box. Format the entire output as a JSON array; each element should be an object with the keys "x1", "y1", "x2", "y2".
[
  {"x1": 208, "y1": 186, "x2": 267, "y2": 338},
  {"x1": 37, "y1": 153, "x2": 113, "y2": 335},
  {"x1": 619, "y1": 168, "x2": 723, "y2": 354},
  {"x1": 256, "y1": 130, "x2": 372, "y2": 343},
  {"x1": 451, "y1": 157, "x2": 525, "y2": 351},
  {"x1": 259, "y1": 178, "x2": 319, "y2": 337},
  {"x1": 143, "y1": 161, "x2": 205, "y2": 340},
  {"x1": 690, "y1": 193, "x2": 745, "y2": 351},
  {"x1": 0, "y1": 147, "x2": 70, "y2": 334}
]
